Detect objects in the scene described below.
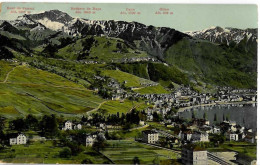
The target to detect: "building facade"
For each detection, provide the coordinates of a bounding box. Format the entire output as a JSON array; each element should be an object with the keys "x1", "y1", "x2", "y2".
[
  {"x1": 9, "y1": 133, "x2": 27, "y2": 145},
  {"x1": 142, "y1": 130, "x2": 159, "y2": 144},
  {"x1": 182, "y1": 146, "x2": 208, "y2": 165}
]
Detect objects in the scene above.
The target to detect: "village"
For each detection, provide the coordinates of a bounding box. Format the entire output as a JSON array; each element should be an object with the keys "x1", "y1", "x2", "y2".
[{"x1": 0, "y1": 82, "x2": 257, "y2": 164}]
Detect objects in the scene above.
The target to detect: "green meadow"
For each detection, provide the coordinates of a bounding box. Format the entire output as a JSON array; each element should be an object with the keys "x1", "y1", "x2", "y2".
[
  {"x1": 102, "y1": 69, "x2": 154, "y2": 88},
  {"x1": 0, "y1": 141, "x2": 110, "y2": 164},
  {"x1": 55, "y1": 36, "x2": 148, "y2": 62},
  {"x1": 134, "y1": 85, "x2": 170, "y2": 94},
  {"x1": 101, "y1": 140, "x2": 180, "y2": 164},
  {"x1": 0, "y1": 60, "x2": 16, "y2": 82},
  {"x1": 97, "y1": 100, "x2": 149, "y2": 115},
  {"x1": 208, "y1": 141, "x2": 256, "y2": 160}
]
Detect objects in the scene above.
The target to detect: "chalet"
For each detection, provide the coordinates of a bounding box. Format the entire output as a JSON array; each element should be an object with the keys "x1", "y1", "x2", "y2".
[
  {"x1": 142, "y1": 130, "x2": 159, "y2": 144},
  {"x1": 9, "y1": 133, "x2": 27, "y2": 145}
]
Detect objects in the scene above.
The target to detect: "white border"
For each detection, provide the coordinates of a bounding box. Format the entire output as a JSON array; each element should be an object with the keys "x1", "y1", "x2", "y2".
[{"x1": 0, "y1": 0, "x2": 259, "y2": 164}]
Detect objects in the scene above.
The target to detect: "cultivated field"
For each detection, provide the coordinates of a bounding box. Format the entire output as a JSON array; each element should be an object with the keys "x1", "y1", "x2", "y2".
[
  {"x1": 101, "y1": 140, "x2": 180, "y2": 164},
  {"x1": 0, "y1": 62, "x2": 104, "y2": 118}
]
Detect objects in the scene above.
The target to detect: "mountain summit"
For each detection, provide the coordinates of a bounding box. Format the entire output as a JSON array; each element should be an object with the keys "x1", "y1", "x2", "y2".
[
  {"x1": 186, "y1": 26, "x2": 257, "y2": 46},
  {"x1": 0, "y1": 10, "x2": 257, "y2": 89}
]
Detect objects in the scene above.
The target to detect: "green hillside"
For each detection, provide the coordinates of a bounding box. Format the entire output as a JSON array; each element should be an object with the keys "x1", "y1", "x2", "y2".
[
  {"x1": 102, "y1": 69, "x2": 155, "y2": 88},
  {"x1": 55, "y1": 36, "x2": 148, "y2": 62},
  {"x1": 164, "y1": 38, "x2": 257, "y2": 89},
  {"x1": 133, "y1": 85, "x2": 170, "y2": 94},
  {"x1": 0, "y1": 61, "x2": 104, "y2": 118}
]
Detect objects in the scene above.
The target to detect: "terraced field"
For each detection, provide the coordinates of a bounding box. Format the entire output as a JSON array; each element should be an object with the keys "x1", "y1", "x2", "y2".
[{"x1": 0, "y1": 61, "x2": 104, "y2": 118}]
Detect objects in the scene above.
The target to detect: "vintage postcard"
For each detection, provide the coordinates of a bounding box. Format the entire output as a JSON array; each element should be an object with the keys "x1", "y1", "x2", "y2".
[{"x1": 0, "y1": 2, "x2": 257, "y2": 165}]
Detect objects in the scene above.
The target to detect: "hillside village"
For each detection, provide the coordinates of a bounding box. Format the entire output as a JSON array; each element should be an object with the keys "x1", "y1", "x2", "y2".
[
  {"x1": 0, "y1": 73, "x2": 257, "y2": 164},
  {"x1": 0, "y1": 6, "x2": 257, "y2": 165}
]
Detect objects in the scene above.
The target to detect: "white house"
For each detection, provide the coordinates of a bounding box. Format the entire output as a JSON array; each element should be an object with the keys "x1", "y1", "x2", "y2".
[
  {"x1": 225, "y1": 132, "x2": 239, "y2": 141},
  {"x1": 86, "y1": 135, "x2": 95, "y2": 147},
  {"x1": 9, "y1": 133, "x2": 27, "y2": 145},
  {"x1": 62, "y1": 121, "x2": 82, "y2": 130},
  {"x1": 142, "y1": 130, "x2": 159, "y2": 144},
  {"x1": 62, "y1": 121, "x2": 73, "y2": 130}
]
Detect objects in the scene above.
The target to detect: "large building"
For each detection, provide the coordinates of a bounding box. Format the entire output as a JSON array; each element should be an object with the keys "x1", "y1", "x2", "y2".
[
  {"x1": 142, "y1": 130, "x2": 159, "y2": 144},
  {"x1": 9, "y1": 133, "x2": 27, "y2": 145},
  {"x1": 182, "y1": 145, "x2": 208, "y2": 165}
]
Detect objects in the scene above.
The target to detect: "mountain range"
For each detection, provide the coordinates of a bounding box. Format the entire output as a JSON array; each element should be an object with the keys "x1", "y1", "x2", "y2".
[{"x1": 0, "y1": 10, "x2": 257, "y2": 89}]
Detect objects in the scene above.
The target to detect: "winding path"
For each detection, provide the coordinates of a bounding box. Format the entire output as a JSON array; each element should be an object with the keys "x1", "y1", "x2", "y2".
[
  {"x1": 86, "y1": 100, "x2": 109, "y2": 114},
  {"x1": 1, "y1": 66, "x2": 18, "y2": 83}
]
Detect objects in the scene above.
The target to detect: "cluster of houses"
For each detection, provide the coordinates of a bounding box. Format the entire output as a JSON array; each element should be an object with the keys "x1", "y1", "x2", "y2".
[
  {"x1": 220, "y1": 121, "x2": 256, "y2": 143},
  {"x1": 61, "y1": 121, "x2": 82, "y2": 130},
  {"x1": 114, "y1": 57, "x2": 160, "y2": 63},
  {"x1": 8, "y1": 133, "x2": 27, "y2": 145}
]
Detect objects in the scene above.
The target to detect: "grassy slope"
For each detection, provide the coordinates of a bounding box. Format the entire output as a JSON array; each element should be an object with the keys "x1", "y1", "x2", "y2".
[
  {"x1": 102, "y1": 69, "x2": 154, "y2": 88},
  {"x1": 0, "y1": 62, "x2": 104, "y2": 118},
  {"x1": 164, "y1": 38, "x2": 257, "y2": 89},
  {"x1": 0, "y1": 60, "x2": 16, "y2": 81},
  {"x1": 7, "y1": 65, "x2": 84, "y2": 88},
  {"x1": 134, "y1": 85, "x2": 170, "y2": 94},
  {"x1": 97, "y1": 100, "x2": 149, "y2": 115},
  {"x1": 55, "y1": 36, "x2": 148, "y2": 62},
  {"x1": 114, "y1": 62, "x2": 190, "y2": 89}
]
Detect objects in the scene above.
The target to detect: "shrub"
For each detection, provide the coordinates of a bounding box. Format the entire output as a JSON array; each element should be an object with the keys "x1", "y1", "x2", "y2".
[{"x1": 59, "y1": 147, "x2": 72, "y2": 158}]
